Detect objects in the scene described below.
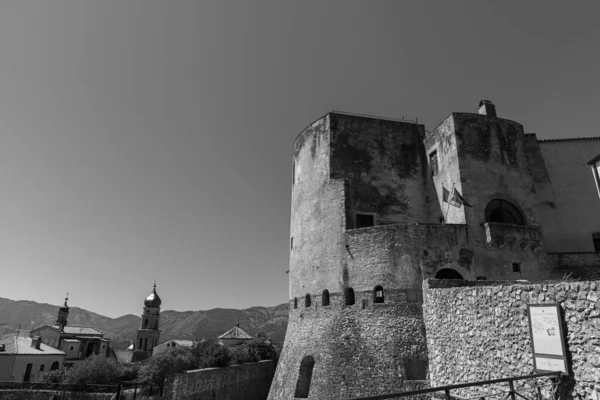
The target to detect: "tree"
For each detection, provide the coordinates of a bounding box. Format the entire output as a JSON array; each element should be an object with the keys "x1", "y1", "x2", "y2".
[
  {"x1": 191, "y1": 338, "x2": 231, "y2": 368},
  {"x1": 137, "y1": 346, "x2": 196, "y2": 388},
  {"x1": 38, "y1": 369, "x2": 65, "y2": 384},
  {"x1": 63, "y1": 354, "x2": 122, "y2": 385},
  {"x1": 230, "y1": 340, "x2": 277, "y2": 365}
]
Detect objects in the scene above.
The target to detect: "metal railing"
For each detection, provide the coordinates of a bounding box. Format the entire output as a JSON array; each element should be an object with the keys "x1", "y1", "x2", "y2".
[
  {"x1": 0, "y1": 380, "x2": 161, "y2": 399},
  {"x1": 348, "y1": 372, "x2": 564, "y2": 400}
]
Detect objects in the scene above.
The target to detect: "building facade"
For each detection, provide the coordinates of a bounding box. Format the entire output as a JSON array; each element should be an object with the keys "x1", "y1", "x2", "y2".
[
  {"x1": 0, "y1": 337, "x2": 65, "y2": 382},
  {"x1": 268, "y1": 102, "x2": 600, "y2": 399},
  {"x1": 131, "y1": 284, "x2": 162, "y2": 363},
  {"x1": 29, "y1": 296, "x2": 113, "y2": 368}
]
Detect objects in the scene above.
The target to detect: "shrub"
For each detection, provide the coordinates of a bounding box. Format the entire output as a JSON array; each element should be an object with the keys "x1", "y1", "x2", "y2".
[
  {"x1": 230, "y1": 340, "x2": 277, "y2": 365},
  {"x1": 63, "y1": 354, "x2": 122, "y2": 385},
  {"x1": 191, "y1": 338, "x2": 231, "y2": 368},
  {"x1": 137, "y1": 346, "x2": 196, "y2": 387},
  {"x1": 38, "y1": 369, "x2": 65, "y2": 384}
]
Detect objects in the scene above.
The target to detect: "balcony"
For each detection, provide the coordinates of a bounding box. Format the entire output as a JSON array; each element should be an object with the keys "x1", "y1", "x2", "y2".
[{"x1": 483, "y1": 222, "x2": 542, "y2": 253}]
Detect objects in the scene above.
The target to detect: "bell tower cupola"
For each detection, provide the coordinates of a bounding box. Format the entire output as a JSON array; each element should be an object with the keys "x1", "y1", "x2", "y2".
[
  {"x1": 56, "y1": 293, "x2": 69, "y2": 331},
  {"x1": 131, "y1": 283, "x2": 162, "y2": 363}
]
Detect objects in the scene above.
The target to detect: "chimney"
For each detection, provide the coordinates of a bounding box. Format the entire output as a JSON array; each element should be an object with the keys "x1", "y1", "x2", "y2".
[
  {"x1": 478, "y1": 100, "x2": 497, "y2": 118},
  {"x1": 31, "y1": 336, "x2": 42, "y2": 350}
]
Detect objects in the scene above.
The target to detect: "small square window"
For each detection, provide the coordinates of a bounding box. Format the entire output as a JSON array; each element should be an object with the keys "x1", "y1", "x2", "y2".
[
  {"x1": 512, "y1": 263, "x2": 521, "y2": 273},
  {"x1": 429, "y1": 151, "x2": 439, "y2": 175},
  {"x1": 356, "y1": 213, "x2": 375, "y2": 229}
]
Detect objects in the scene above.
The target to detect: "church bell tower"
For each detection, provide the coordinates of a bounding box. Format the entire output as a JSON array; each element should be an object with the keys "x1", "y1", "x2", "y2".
[{"x1": 131, "y1": 283, "x2": 162, "y2": 362}]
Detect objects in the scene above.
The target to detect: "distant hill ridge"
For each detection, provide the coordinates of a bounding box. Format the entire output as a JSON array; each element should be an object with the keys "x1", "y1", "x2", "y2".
[{"x1": 0, "y1": 297, "x2": 289, "y2": 350}]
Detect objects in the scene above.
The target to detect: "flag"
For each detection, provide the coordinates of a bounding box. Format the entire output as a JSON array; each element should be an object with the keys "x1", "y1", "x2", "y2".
[
  {"x1": 451, "y1": 188, "x2": 473, "y2": 208},
  {"x1": 442, "y1": 186, "x2": 451, "y2": 203}
]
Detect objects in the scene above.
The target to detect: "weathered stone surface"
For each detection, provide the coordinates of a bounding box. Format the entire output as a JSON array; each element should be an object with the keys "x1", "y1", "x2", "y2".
[{"x1": 424, "y1": 279, "x2": 600, "y2": 398}]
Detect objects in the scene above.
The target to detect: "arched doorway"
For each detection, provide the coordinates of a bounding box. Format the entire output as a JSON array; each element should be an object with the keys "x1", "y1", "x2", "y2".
[
  {"x1": 485, "y1": 199, "x2": 525, "y2": 225},
  {"x1": 435, "y1": 268, "x2": 464, "y2": 280},
  {"x1": 294, "y1": 356, "x2": 315, "y2": 398}
]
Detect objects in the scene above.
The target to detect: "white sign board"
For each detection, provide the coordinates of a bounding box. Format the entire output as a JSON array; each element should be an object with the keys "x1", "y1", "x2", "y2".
[{"x1": 527, "y1": 304, "x2": 568, "y2": 374}]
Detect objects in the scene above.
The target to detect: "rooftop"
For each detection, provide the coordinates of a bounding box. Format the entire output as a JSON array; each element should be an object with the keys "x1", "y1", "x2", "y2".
[
  {"x1": 59, "y1": 326, "x2": 104, "y2": 336},
  {"x1": 0, "y1": 337, "x2": 65, "y2": 356},
  {"x1": 218, "y1": 325, "x2": 254, "y2": 340}
]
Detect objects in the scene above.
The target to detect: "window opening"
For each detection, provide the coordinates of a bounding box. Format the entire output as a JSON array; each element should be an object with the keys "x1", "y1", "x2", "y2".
[
  {"x1": 294, "y1": 356, "x2": 315, "y2": 398},
  {"x1": 485, "y1": 199, "x2": 525, "y2": 225},
  {"x1": 356, "y1": 213, "x2": 374, "y2": 229},
  {"x1": 50, "y1": 362, "x2": 59, "y2": 371},
  {"x1": 144, "y1": 319, "x2": 148, "y2": 328},
  {"x1": 322, "y1": 290, "x2": 330, "y2": 306},
  {"x1": 429, "y1": 151, "x2": 439, "y2": 175},
  {"x1": 345, "y1": 288, "x2": 355, "y2": 306},
  {"x1": 373, "y1": 285, "x2": 384, "y2": 304},
  {"x1": 291, "y1": 237, "x2": 294, "y2": 250},
  {"x1": 305, "y1": 294, "x2": 311, "y2": 308},
  {"x1": 512, "y1": 263, "x2": 521, "y2": 273},
  {"x1": 39, "y1": 364, "x2": 45, "y2": 372},
  {"x1": 293, "y1": 297, "x2": 298, "y2": 309}
]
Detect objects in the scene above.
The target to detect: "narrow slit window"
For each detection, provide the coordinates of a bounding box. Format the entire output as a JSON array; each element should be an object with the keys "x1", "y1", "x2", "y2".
[
  {"x1": 373, "y1": 285, "x2": 384, "y2": 304},
  {"x1": 305, "y1": 294, "x2": 311, "y2": 308},
  {"x1": 293, "y1": 297, "x2": 298, "y2": 309},
  {"x1": 345, "y1": 287, "x2": 355, "y2": 306},
  {"x1": 291, "y1": 237, "x2": 294, "y2": 250},
  {"x1": 322, "y1": 290, "x2": 330, "y2": 307},
  {"x1": 356, "y1": 213, "x2": 374, "y2": 229}
]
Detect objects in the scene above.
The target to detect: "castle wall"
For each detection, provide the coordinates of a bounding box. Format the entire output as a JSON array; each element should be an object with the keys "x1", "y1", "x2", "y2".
[
  {"x1": 268, "y1": 289, "x2": 427, "y2": 400},
  {"x1": 452, "y1": 114, "x2": 540, "y2": 231},
  {"x1": 538, "y1": 139, "x2": 600, "y2": 252},
  {"x1": 423, "y1": 278, "x2": 600, "y2": 399},
  {"x1": 546, "y1": 252, "x2": 600, "y2": 278},
  {"x1": 290, "y1": 115, "x2": 347, "y2": 297},
  {"x1": 164, "y1": 360, "x2": 275, "y2": 400},
  {"x1": 329, "y1": 113, "x2": 432, "y2": 226}
]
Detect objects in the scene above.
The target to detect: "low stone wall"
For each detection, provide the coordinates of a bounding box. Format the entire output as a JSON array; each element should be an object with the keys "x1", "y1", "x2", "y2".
[
  {"x1": 0, "y1": 390, "x2": 116, "y2": 400},
  {"x1": 423, "y1": 278, "x2": 600, "y2": 399},
  {"x1": 164, "y1": 360, "x2": 275, "y2": 400}
]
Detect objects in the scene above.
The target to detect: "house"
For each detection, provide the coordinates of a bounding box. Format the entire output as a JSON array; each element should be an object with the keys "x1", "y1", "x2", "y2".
[
  {"x1": 217, "y1": 324, "x2": 254, "y2": 347},
  {"x1": 0, "y1": 336, "x2": 65, "y2": 382},
  {"x1": 152, "y1": 339, "x2": 194, "y2": 355}
]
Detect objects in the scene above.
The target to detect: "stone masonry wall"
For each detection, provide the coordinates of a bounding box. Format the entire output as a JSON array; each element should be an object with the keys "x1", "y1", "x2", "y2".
[
  {"x1": 547, "y1": 252, "x2": 600, "y2": 279},
  {"x1": 268, "y1": 289, "x2": 427, "y2": 400},
  {"x1": 164, "y1": 360, "x2": 275, "y2": 400},
  {"x1": 423, "y1": 278, "x2": 600, "y2": 399}
]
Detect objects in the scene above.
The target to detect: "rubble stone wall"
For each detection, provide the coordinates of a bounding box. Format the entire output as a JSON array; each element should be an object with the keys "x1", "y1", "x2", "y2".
[{"x1": 423, "y1": 278, "x2": 600, "y2": 399}]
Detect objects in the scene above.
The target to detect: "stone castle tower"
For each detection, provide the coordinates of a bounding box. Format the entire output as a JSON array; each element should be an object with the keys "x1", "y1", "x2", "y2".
[
  {"x1": 131, "y1": 283, "x2": 162, "y2": 362},
  {"x1": 269, "y1": 103, "x2": 553, "y2": 399}
]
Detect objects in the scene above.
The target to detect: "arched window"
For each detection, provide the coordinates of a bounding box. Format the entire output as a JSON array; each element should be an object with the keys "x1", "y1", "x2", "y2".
[
  {"x1": 435, "y1": 268, "x2": 464, "y2": 280},
  {"x1": 373, "y1": 285, "x2": 384, "y2": 303},
  {"x1": 345, "y1": 288, "x2": 355, "y2": 306},
  {"x1": 293, "y1": 297, "x2": 298, "y2": 309},
  {"x1": 50, "y1": 362, "x2": 59, "y2": 371},
  {"x1": 305, "y1": 294, "x2": 311, "y2": 307},
  {"x1": 485, "y1": 199, "x2": 525, "y2": 225},
  {"x1": 322, "y1": 290, "x2": 330, "y2": 307},
  {"x1": 144, "y1": 319, "x2": 148, "y2": 328},
  {"x1": 294, "y1": 356, "x2": 315, "y2": 398}
]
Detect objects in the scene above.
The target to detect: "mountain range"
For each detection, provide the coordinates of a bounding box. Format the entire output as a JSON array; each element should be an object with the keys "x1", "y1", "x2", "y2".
[{"x1": 0, "y1": 297, "x2": 289, "y2": 350}]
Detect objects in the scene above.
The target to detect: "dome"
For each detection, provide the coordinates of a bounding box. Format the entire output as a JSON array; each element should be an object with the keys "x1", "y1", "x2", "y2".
[{"x1": 144, "y1": 284, "x2": 162, "y2": 307}]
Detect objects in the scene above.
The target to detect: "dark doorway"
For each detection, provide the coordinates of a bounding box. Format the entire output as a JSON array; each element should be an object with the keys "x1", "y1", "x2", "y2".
[
  {"x1": 434, "y1": 268, "x2": 464, "y2": 280},
  {"x1": 50, "y1": 362, "x2": 59, "y2": 371},
  {"x1": 294, "y1": 356, "x2": 315, "y2": 398},
  {"x1": 322, "y1": 290, "x2": 330, "y2": 306},
  {"x1": 344, "y1": 287, "x2": 355, "y2": 306},
  {"x1": 373, "y1": 285, "x2": 384, "y2": 303},
  {"x1": 86, "y1": 343, "x2": 94, "y2": 357}
]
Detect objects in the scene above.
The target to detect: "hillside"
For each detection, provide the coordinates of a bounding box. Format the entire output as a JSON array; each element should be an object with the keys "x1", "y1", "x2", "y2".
[{"x1": 0, "y1": 297, "x2": 289, "y2": 350}]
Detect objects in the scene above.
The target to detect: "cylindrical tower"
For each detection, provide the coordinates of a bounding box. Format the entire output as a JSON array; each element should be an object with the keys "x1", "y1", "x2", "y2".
[{"x1": 269, "y1": 112, "x2": 431, "y2": 399}]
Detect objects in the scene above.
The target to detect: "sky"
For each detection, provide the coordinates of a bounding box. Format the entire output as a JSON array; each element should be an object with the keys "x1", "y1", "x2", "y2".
[{"x1": 0, "y1": 1, "x2": 599, "y2": 318}]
